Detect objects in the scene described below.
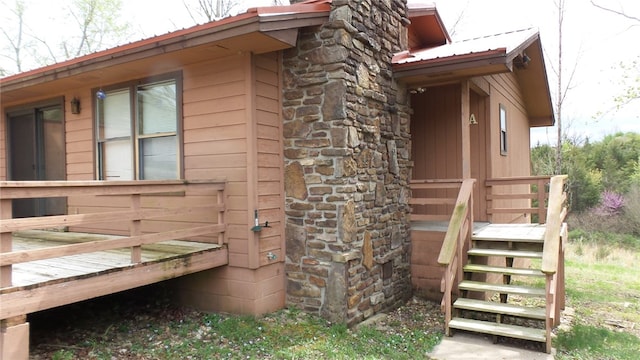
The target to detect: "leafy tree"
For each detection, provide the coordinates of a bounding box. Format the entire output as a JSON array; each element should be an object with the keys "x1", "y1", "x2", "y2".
[
  {"x1": 532, "y1": 132, "x2": 640, "y2": 212},
  {"x1": 587, "y1": 132, "x2": 640, "y2": 193}
]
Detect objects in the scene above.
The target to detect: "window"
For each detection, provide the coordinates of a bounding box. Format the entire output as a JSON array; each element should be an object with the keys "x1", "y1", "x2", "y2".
[
  {"x1": 499, "y1": 104, "x2": 507, "y2": 155},
  {"x1": 96, "y1": 74, "x2": 181, "y2": 180}
]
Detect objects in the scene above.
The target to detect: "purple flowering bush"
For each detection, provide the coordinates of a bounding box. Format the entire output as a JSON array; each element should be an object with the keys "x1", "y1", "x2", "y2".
[{"x1": 594, "y1": 190, "x2": 625, "y2": 216}]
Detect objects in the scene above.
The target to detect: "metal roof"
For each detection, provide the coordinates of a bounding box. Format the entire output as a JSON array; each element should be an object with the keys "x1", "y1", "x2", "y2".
[{"x1": 394, "y1": 28, "x2": 539, "y2": 65}]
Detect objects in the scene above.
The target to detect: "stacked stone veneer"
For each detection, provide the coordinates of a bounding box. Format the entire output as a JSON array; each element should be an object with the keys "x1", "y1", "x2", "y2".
[{"x1": 283, "y1": 0, "x2": 413, "y2": 325}]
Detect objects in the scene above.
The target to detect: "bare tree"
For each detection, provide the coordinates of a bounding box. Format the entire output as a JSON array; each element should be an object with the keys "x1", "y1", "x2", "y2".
[
  {"x1": 0, "y1": 0, "x2": 131, "y2": 75},
  {"x1": 0, "y1": 0, "x2": 28, "y2": 73},
  {"x1": 590, "y1": 1, "x2": 640, "y2": 24},
  {"x1": 546, "y1": 0, "x2": 580, "y2": 174},
  {"x1": 445, "y1": 0, "x2": 469, "y2": 39},
  {"x1": 591, "y1": 0, "x2": 640, "y2": 110},
  {"x1": 183, "y1": 0, "x2": 238, "y2": 23},
  {"x1": 62, "y1": 0, "x2": 130, "y2": 59}
]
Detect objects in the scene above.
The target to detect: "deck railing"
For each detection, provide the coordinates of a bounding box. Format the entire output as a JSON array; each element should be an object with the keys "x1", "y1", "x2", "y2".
[
  {"x1": 0, "y1": 179, "x2": 227, "y2": 289},
  {"x1": 485, "y1": 175, "x2": 552, "y2": 223},
  {"x1": 413, "y1": 179, "x2": 475, "y2": 334},
  {"x1": 409, "y1": 179, "x2": 466, "y2": 222}
]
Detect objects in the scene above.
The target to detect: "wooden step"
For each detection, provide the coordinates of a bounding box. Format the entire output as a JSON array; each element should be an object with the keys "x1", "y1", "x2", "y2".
[
  {"x1": 453, "y1": 298, "x2": 546, "y2": 320},
  {"x1": 458, "y1": 280, "x2": 545, "y2": 296},
  {"x1": 472, "y1": 224, "x2": 546, "y2": 243},
  {"x1": 448, "y1": 317, "x2": 546, "y2": 343},
  {"x1": 464, "y1": 264, "x2": 544, "y2": 277},
  {"x1": 467, "y1": 248, "x2": 542, "y2": 259}
]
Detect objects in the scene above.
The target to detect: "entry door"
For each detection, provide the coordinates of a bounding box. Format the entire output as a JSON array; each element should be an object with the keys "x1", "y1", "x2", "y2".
[{"x1": 8, "y1": 106, "x2": 66, "y2": 218}]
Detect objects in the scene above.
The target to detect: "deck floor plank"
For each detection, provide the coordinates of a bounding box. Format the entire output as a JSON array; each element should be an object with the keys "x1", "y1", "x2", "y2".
[
  {"x1": 472, "y1": 224, "x2": 546, "y2": 242},
  {"x1": 2, "y1": 230, "x2": 227, "y2": 319}
]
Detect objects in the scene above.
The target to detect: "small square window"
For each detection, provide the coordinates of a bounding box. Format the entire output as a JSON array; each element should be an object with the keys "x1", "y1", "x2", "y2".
[{"x1": 499, "y1": 104, "x2": 507, "y2": 156}]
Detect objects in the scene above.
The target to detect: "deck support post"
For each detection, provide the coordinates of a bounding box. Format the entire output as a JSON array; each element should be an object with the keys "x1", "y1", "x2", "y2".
[
  {"x1": 130, "y1": 194, "x2": 142, "y2": 263},
  {"x1": 0, "y1": 316, "x2": 29, "y2": 360},
  {"x1": 1, "y1": 199, "x2": 12, "y2": 287}
]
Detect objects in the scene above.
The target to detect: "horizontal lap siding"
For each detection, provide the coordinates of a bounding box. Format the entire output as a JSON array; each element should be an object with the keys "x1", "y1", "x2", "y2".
[
  {"x1": 254, "y1": 53, "x2": 284, "y2": 266},
  {"x1": 183, "y1": 54, "x2": 250, "y2": 265},
  {"x1": 488, "y1": 73, "x2": 531, "y2": 223},
  {"x1": 63, "y1": 54, "x2": 252, "y2": 265}
]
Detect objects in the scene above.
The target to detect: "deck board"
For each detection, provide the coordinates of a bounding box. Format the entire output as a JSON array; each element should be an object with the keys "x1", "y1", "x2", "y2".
[
  {"x1": 1, "y1": 230, "x2": 228, "y2": 319},
  {"x1": 472, "y1": 224, "x2": 546, "y2": 242}
]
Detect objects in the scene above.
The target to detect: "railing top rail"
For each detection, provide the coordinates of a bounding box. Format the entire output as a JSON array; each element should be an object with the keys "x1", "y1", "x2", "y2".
[
  {"x1": 485, "y1": 175, "x2": 552, "y2": 182},
  {"x1": 437, "y1": 178, "x2": 475, "y2": 266},
  {"x1": 410, "y1": 179, "x2": 464, "y2": 184},
  {"x1": 0, "y1": 179, "x2": 226, "y2": 199}
]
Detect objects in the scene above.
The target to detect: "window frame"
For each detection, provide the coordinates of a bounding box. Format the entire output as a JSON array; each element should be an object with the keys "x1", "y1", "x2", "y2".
[
  {"x1": 94, "y1": 72, "x2": 183, "y2": 180},
  {"x1": 499, "y1": 103, "x2": 508, "y2": 156}
]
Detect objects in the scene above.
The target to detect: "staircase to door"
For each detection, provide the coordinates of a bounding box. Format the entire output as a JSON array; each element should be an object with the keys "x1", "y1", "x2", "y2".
[
  {"x1": 448, "y1": 223, "x2": 552, "y2": 351},
  {"x1": 430, "y1": 175, "x2": 568, "y2": 354}
]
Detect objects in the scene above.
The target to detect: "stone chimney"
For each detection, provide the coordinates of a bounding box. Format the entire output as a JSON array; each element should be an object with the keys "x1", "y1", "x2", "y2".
[{"x1": 283, "y1": 0, "x2": 413, "y2": 325}]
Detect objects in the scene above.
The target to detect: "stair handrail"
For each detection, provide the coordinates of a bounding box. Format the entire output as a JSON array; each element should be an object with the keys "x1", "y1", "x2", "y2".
[
  {"x1": 437, "y1": 178, "x2": 475, "y2": 334},
  {"x1": 541, "y1": 175, "x2": 568, "y2": 274},
  {"x1": 540, "y1": 174, "x2": 568, "y2": 353}
]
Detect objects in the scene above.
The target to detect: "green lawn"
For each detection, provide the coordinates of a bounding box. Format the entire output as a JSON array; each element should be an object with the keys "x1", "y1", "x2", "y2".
[{"x1": 553, "y1": 240, "x2": 640, "y2": 360}]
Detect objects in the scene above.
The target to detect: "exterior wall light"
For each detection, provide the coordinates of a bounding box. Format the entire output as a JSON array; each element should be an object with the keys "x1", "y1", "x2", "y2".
[{"x1": 70, "y1": 97, "x2": 81, "y2": 114}]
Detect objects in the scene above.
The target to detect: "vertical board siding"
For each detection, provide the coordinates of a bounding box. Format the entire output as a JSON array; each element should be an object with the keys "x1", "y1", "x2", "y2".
[
  {"x1": 411, "y1": 84, "x2": 462, "y2": 216},
  {"x1": 0, "y1": 114, "x2": 6, "y2": 180},
  {"x1": 469, "y1": 90, "x2": 489, "y2": 221}
]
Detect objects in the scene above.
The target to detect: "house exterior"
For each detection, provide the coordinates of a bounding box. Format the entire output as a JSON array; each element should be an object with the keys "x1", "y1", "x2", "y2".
[{"x1": 1, "y1": 1, "x2": 555, "y2": 355}]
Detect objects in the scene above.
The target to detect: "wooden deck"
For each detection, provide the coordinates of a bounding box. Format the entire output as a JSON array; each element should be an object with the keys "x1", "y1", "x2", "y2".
[
  {"x1": 0, "y1": 179, "x2": 229, "y2": 329},
  {"x1": 1, "y1": 230, "x2": 227, "y2": 320}
]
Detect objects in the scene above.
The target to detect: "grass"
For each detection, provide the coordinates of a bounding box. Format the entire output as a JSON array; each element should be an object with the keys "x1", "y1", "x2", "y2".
[
  {"x1": 555, "y1": 324, "x2": 640, "y2": 360},
  {"x1": 553, "y1": 236, "x2": 640, "y2": 360},
  {"x1": 31, "y1": 287, "x2": 442, "y2": 360},
  {"x1": 31, "y1": 229, "x2": 640, "y2": 359}
]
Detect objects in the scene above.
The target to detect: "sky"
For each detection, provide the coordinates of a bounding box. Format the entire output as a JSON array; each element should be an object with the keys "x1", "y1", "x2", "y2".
[
  {"x1": 1, "y1": 0, "x2": 638, "y2": 145},
  {"x1": 435, "y1": 0, "x2": 640, "y2": 145}
]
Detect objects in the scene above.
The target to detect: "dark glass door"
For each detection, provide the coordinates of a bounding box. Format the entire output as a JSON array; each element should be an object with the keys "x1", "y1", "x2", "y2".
[{"x1": 8, "y1": 106, "x2": 66, "y2": 218}]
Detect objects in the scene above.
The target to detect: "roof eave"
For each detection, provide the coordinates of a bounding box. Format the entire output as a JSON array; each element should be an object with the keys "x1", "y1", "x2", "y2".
[
  {"x1": 0, "y1": 9, "x2": 329, "y2": 92},
  {"x1": 393, "y1": 50, "x2": 509, "y2": 81}
]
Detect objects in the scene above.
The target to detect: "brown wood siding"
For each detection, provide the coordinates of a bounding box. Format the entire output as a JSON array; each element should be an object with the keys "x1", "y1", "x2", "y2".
[
  {"x1": 0, "y1": 114, "x2": 6, "y2": 180},
  {"x1": 411, "y1": 230, "x2": 446, "y2": 301},
  {"x1": 254, "y1": 53, "x2": 284, "y2": 267},
  {"x1": 52, "y1": 53, "x2": 255, "y2": 267},
  {"x1": 486, "y1": 72, "x2": 532, "y2": 223},
  {"x1": 469, "y1": 90, "x2": 489, "y2": 221},
  {"x1": 411, "y1": 84, "x2": 462, "y2": 215},
  {"x1": 183, "y1": 53, "x2": 251, "y2": 266},
  {"x1": 65, "y1": 96, "x2": 94, "y2": 180}
]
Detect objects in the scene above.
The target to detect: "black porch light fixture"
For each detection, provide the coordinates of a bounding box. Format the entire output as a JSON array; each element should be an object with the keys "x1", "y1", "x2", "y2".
[{"x1": 70, "y1": 97, "x2": 81, "y2": 114}]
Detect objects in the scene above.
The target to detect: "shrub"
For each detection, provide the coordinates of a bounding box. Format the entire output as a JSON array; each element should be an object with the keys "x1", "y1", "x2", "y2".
[
  {"x1": 623, "y1": 184, "x2": 640, "y2": 236},
  {"x1": 594, "y1": 190, "x2": 625, "y2": 216}
]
